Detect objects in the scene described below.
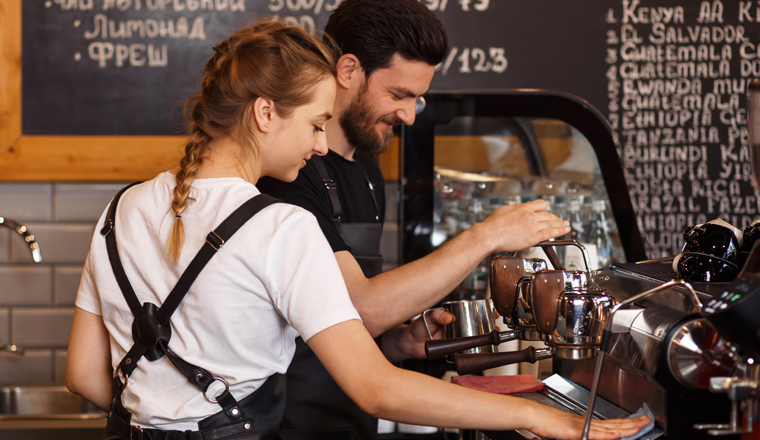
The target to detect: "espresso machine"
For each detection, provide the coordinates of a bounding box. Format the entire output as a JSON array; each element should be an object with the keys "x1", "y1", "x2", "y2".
[
  {"x1": 401, "y1": 90, "x2": 755, "y2": 439},
  {"x1": 429, "y1": 242, "x2": 615, "y2": 377},
  {"x1": 695, "y1": 251, "x2": 760, "y2": 437}
]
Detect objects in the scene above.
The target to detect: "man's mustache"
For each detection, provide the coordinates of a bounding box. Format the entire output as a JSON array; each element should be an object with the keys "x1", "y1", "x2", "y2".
[{"x1": 378, "y1": 115, "x2": 402, "y2": 127}]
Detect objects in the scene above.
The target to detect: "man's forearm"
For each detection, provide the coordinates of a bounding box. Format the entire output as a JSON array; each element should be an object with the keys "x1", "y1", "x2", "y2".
[
  {"x1": 340, "y1": 200, "x2": 569, "y2": 337},
  {"x1": 338, "y1": 224, "x2": 493, "y2": 337}
]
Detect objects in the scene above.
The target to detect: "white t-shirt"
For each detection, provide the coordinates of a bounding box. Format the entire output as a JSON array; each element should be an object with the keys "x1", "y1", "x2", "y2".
[{"x1": 76, "y1": 171, "x2": 361, "y2": 430}]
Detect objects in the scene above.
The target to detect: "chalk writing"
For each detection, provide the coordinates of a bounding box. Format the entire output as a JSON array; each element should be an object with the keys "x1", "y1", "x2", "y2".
[
  {"x1": 422, "y1": 0, "x2": 490, "y2": 12},
  {"x1": 268, "y1": 0, "x2": 340, "y2": 15},
  {"x1": 436, "y1": 46, "x2": 507, "y2": 76},
  {"x1": 608, "y1": 0, "x2": 760, "y2": 258},
  {"x1": 83, "y1": 14, "x2": 207, "y2": 40},
  {"x1": 42, "y1": 0, "x2": 255, "y2": 69}
]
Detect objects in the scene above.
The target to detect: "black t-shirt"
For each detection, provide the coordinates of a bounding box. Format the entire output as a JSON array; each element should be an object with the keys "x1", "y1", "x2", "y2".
[{"x1": 257, "y1": 149, "x2": 386, "y2": 253}]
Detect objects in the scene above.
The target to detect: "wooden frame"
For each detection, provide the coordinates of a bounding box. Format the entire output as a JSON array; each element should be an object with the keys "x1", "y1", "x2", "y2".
[
  {"x1": 0, "y1": 1, "x2": 185, "y2": 181},
  {"x1": 0, "y1": 0, "x2": 398, "y2": 182}
]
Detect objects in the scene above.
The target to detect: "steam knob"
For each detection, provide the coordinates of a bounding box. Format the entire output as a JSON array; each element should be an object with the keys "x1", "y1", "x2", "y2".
[{"x1": 709, "y1": 376, "x2": 758, "y2": 400}]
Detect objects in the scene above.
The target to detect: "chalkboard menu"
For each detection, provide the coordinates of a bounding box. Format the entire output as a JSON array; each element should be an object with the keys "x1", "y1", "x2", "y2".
[
  {"x1": 603, "y1": 1, "x2": 758, "y2": 259},
  {"x1": 22, "y1": 0, "x2": 339, "y2": 135},
  {"x1": 21, "y1": 0, "x2": 760, "y2": 258}
]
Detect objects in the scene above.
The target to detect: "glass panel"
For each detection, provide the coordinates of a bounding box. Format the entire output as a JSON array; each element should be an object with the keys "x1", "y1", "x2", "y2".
[{"x1": 433, "y1": 117, "x2": 625, "y2": 300}]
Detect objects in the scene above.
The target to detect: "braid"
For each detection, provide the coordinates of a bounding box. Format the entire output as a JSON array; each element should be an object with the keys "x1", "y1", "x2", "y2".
[
  {"x1": 165, "y1": 20, "x2": 337, "y2": 264},
  {"x1": 167, "y1": 123, "x2": 210, "y2": 263}
]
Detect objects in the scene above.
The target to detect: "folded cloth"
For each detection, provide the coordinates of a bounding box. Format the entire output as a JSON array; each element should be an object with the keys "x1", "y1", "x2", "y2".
[
  {"x1": 451, "y1": 374, "x2": 544, "y2": 394},
  {"x1": 618, "y1": 403, "x2": 655, "y2": 440}
]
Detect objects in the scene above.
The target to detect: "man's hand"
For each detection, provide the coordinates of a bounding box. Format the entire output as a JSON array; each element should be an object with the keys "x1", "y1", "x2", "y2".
[
  {"x1": 380, "y1": 309, "x2": 454, "y2": 362},
  {"x1": 476, "y1": 199, "x2": 570, "y2": 253}
]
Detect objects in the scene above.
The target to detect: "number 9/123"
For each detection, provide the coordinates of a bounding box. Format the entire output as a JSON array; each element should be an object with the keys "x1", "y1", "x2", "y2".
[{"x1": 436, "y1": 47, "x2": 508, "y2": 76}]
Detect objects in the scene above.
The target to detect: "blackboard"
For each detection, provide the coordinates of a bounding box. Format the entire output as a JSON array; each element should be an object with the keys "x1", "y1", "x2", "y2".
[
  {"x1": 22, "y1": 0, "x2": 611, "y2": 135},
  {"x1": 19, "y1": 0, "x2": 760, "y2": 258},
  {"x1": 23, "y1": 0, "x2": 335, "y2": 135}
]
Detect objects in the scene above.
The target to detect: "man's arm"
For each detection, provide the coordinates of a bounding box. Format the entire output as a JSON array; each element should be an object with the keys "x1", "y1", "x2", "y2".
[{"x1": 339, "y1": 199, "x2": 569, "y2": 337}]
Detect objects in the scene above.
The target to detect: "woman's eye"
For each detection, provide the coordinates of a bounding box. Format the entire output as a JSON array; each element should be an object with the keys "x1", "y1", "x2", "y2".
[{"x1": 314, "y1": 125, "x2": 325, "y2": 133}]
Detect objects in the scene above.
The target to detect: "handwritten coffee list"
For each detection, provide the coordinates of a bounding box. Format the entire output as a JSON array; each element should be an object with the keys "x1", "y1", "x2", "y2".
[
  {"x1": 41, "y1": 0, "x2": 499, "y2": 71},
  {"x1": 26, "y1": 0, "x2": 503, "y2": 135},
  {"x1": 43, "y1": 0, "x2": 304, "y2": 69},
  {"x1": 605, "y1": 0, "x2": 760, "y2": 258}
]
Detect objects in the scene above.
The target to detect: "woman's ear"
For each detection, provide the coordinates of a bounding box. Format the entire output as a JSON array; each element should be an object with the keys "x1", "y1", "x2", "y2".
[
  {"x1": 252, "y1": 97, "x2": 275, "y2": 133},
  {"x1": 336, "y1": 54, "x2": 362, "y2": 89}
]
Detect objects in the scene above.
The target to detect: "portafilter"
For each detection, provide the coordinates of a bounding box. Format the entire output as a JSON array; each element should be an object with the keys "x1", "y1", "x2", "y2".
[
  {"x1": 531, "y1": 270, "x2": 613, "y2": 360},
  {"x1": 425, "y1": 256, "x2": 546, "y2": 361},
  {"x1": 455, "y1": 269, "x2": 612, "y2": 375},
  {"x1": 491, "y1": 256, "x2": 547, "y2": 340}
]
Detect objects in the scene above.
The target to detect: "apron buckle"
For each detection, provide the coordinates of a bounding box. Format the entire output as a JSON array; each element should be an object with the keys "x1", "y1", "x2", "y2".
[
  {"x1": 323, "y1": 179, "x2": 337, "y2": 190},
  {"x1": 206, "y1": 230, "x2": 225, "y2": 250},
  {"x1": 130, "y1": 424, "x2": 143, "y2": 440},
  {"x1": 116, "y1": 368, "x2": 128, "y2": 389},
  {"x1": 203, "y1": 376, "x2": 230, "y2": 403}
]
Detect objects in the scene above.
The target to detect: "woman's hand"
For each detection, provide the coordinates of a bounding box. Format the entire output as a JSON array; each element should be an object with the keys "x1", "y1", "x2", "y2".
[
  {"x1": 308, "y1": 319, "x2": 651, "y2": 435},
  {"x1": 526, "y1": 402, "x2": 651, "y2": 440}
]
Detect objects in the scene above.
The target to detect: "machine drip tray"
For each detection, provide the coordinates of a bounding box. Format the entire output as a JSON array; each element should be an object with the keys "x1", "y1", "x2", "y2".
[{"x1": 483, "y1": 375, "x2": 663, "y2": 440}]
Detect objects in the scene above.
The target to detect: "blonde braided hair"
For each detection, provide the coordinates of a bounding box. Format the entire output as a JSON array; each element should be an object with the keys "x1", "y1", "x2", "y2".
[{"x1": 167, "y1": 20, "x2": 337, "y2": 263}]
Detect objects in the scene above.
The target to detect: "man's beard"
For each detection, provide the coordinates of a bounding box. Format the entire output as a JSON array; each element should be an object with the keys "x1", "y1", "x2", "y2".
[{"x1": 339, "y1": 84, "x2": 400, "y2": 156}]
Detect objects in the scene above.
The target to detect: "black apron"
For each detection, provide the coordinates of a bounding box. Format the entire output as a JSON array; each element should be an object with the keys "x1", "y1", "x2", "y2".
[
  {"x1": 281, "y1": 156, "x2": 383, "y2": 440},
  {"x1": 101, "y1": 183, "x2": 286, "y2": 440}
]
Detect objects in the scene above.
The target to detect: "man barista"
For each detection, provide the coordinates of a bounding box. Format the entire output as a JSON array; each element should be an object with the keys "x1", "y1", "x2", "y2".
[{"x1": 257, "y1": 0, "x2": 570, "y2": 438}]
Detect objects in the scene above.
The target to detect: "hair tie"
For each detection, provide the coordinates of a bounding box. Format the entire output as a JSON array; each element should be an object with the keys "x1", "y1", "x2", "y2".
[{"x1": 175, "y1": 214, "x2": 182, "y2": 218}]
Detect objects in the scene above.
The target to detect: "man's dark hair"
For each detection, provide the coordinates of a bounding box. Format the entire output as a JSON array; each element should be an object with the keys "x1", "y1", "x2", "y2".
[{"x1": 325, "y1": 0, "x2": 449, "y2": 77}]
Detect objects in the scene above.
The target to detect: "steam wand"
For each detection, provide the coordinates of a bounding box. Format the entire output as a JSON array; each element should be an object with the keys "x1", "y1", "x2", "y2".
[{"x1": 580, "y1": 279, "x2": 702, "y2": 440}]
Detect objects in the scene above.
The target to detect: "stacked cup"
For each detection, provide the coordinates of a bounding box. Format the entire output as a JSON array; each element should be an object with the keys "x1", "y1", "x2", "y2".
[{"x1": 673, "y1": 219, "x2": 743, "y2": 282}]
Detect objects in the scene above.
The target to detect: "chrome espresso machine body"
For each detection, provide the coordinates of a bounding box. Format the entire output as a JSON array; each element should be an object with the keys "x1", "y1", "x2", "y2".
[{"x1": 401, "y1": 91, "x2": 754, "y2": 439}]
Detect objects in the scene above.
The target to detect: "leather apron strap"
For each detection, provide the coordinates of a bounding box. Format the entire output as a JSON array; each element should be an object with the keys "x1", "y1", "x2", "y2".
[
  {"x1": 106, "y1": 373, "x2": 287, "y2": 440},
  {"x1": 312, "y1": 156, "x2": 383, "y2": 278},
  {"x1": 101, "y1": 183, "x2": 282, "y2": 438},
  {"x1": 340, "y1": 223, "x2": 383, "y2": 278}
]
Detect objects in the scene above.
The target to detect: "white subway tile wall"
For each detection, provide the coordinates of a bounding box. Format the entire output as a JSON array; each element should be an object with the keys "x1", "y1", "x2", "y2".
[
  {"x1": 0, "y1": 183, "x2": 124, "y2": 383},
  {"x1": 54, "y1": 349, "x2": 68, "y2": 383},
  {"x1": 13, "y1": 308, "x2": 75, "y2": 348},
  {"x1": 0, "y1": 350, "x2": 54, "y2": 383},
  {"x1": 0, "y1": 266, "x2": 53, "y2": 306},
  {"x1": 0, "y1": 309, "x2": 9, "y2": 346},
  {"x1": 0, "y1": 181, "x2": 401, "y2": 383},
  {"x1": 54, "y1": 183, "x2": 127, "y2": 222},
  {"x1": 0, "y1": 184, "x2": 53, "y2": 221},
  {"x1": 0, "y1": 229, "x2": 9, "y2": 264},
  {"x1": 10, "y1": 223, "x2": 96, "y2": 264},
  {"x1": 54, "y1": 266, "x2": 85, "y2": 306}
]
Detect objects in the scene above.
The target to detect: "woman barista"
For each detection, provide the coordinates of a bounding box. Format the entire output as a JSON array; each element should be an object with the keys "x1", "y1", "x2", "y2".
[{"x1": 66, "y1": 21, "x2": 649, "y2": 440}]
